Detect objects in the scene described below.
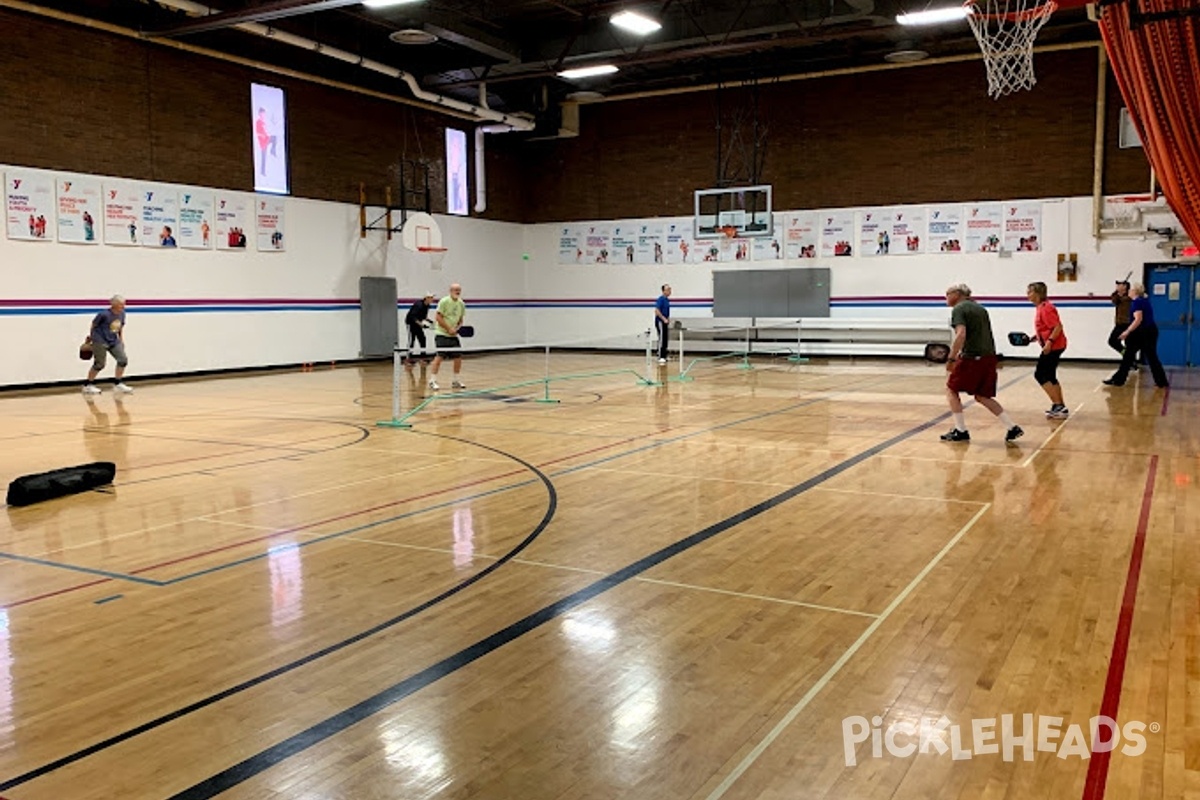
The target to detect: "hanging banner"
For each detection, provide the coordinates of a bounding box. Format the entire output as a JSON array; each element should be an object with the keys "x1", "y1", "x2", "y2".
[
  {"x1": 103, "y1": 182, "x2": 142, "y2": 246},
  {"x1": 611, "y1": 223, "x2": 638, "y2": 265},
  {"x1": 215, "y1": 193, "x2": 250, "y2": 249},
  {"x1": 5, "y1": 170, "x2": 55, "y2": 241},
  {"x1": 664, "y1": 218, "x2": 695, "y2": 264},
  {"x1": 928, "y1": 205, "x2": 964, "y2": 253},
  {"x1": 56, "y1": 177, "x2": 101, "y2": 244},
  {"x1": 821, "y1": 211, "x2": 856, "y2": 257},
  {"x1": 584, "y1": 224, "x2": 611, "y2": 264},
  {"x1": 965, "y1": 204, "x2": 1003, "y2": 252},
  {"x1": 890, "y1": 207, "x2": 926, "y2": 254},
  {"x1": 140, "y1": 187, "x2": 179, "y2": 248},
  {"x1": 178, "y1": 191, "x2": 214, "y2": 249},
  {"x1": 635, "y1": 222, "x2": 665, "y2": 264},
  {"x1": 858, "y1": 209, "x2": 894, "y2": 256},
  {"x1": 1004, "y1": 202, "x2": 1042, "y2": 252},
  {"x1": 558, "y1": 225, "x2": 583, "y2": 264},
  {"x1": 256, "y1": 197, "x2": 286, "y2": 251},
  {"x1": 783, "y1": 211, "x2": 818, "y2": 259}
]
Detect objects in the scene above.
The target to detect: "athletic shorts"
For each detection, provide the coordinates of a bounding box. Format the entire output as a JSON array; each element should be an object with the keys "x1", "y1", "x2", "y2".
[
  {"x1": 946, "y1": 355, "x2": 998, "y2": 398},
  {"x1": 435, "y1": 335, "x2": 462, "y2": 355},
  {"x1": 91, "y1": 341, "x2": 128, "y2": 371}
]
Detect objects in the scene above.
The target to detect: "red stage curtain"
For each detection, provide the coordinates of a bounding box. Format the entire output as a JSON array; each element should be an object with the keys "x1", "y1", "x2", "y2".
[{"x1": 1099, "y1": 0, "x2": 1200, "y2": 245}]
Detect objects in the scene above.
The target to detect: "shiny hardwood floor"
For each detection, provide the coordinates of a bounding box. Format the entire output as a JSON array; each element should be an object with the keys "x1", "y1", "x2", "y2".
[{"x1": 0, "y1": 352, "x2": 1196, "y2": 799}]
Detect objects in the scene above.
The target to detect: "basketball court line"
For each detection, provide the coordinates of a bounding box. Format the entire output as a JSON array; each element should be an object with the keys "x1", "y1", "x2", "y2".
[
  {"x1": 1021, "y1": 401, "x2": 1085, "y2": 468},
  {"x1": 702, "y1": 503, "x2": 993, "y2": 800},
  {"x1": 811, "y1": 486, "x2": 990, "y2": 505}
]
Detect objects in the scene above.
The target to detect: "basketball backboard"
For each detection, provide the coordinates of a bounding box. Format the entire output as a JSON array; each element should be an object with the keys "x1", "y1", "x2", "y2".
[{"x1": 695, "y1": 185, "x2": 773, "y2": 239}]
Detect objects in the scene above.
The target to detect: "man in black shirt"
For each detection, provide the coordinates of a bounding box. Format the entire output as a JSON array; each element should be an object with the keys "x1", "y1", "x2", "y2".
[{"x1": 404, "y1": 292, "x2": 435, "y2": 366}]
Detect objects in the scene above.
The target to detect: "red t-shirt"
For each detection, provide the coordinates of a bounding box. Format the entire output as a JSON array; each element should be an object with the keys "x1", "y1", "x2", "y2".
[{"x1": 1034, "y1": 301, "x2": 1067, "y2": 350}]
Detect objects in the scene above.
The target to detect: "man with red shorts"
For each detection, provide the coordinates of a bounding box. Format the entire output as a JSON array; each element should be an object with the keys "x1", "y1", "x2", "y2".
[{"x1": 941, "y1": 283, "x2": 1023, "y2": 444}]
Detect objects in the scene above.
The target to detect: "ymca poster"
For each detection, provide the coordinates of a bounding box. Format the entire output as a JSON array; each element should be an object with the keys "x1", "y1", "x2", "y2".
[
  {"x1": 178, "y1": 191, "x2": 214, "y2": 249},
  {"x1": 965, "y1": 204, "x2": 1003, "y2": 252},
  {"x1": 858, "y1": 209, "x2": 894, "y2": 256},
  {"x1": 56, "y1": 177, "x2": 100, "y2": 244},
  {"x1": 635, "y1": 222, "x2": 665, "y2": 265},
  {"x1": 5, "y1": 170, "x2": 55, "y2": 241},
  {"x1": 752, "y1": 216, "x2": 784, "y2": 261},
  {"x1": 1004, "y1": 202, "x2": 1042, "y2": 252},
  {"x1": 102, "y1": 182, "x2": 142, "y2": 246},
  {"x1": 584, "y1": 224, "x2": 611, "y2": 264},
  {"x1": 782, "y1": 211, "x2": 818, "y2": 259},
  {"x1": 558, "y1": 225, "x2": 583, "y2": 264},
  {"x1": 821, "y1": 211, "x2": 856, "y2": 257},
  {"x1": 140, "y1": 187, "x2": 180, "y2": 248},
  {"x1": 928, "y1": 205, "x2": 964, "y2": 252},
  {"x1": 610, "y1": 224, "x2": 638, "y2": 264},
  {"x1": 215, "y1": 193, "x2": 250, "y2": 250},
  {"x1": 663, "y1": 218, "x2": 695, "y2": 264},
  {"x1": 256, "y1": 197, "x2": 286, "y2": 251},
  {"x1": 890, "y1": 208, "x2": 926, "y2": 255}
]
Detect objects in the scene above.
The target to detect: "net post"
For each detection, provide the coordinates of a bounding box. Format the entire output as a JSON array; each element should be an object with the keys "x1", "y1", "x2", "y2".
[
  {"x1": 737, "y1": 324, "x2": 754, "y2": 370},
  {"x1": 536, "y1": 344, "x2": 560, "y2": 403},
  {"x1": 639, "y1": 328, "x2": 660, "y2": 385},
  {"x1": 789, "y1": 319, "x2": 809, "y2": 363},
  {"x1": 376, "y1": 345, "x2": 414, "y2": 428}
]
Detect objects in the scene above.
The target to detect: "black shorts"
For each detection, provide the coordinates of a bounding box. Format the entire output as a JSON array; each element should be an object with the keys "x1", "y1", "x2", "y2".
[{"x1": 435, "y1": 335, "x2": 462, "y2": 355}]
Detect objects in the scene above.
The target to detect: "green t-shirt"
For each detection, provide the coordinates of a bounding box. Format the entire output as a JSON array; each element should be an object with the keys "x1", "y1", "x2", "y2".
[
  {"x1": 950, "y1": 298, "x2": 996, "y2": 357},
  {"x1": 436, "y1": 295, "x2": 465, "y2": 336}
]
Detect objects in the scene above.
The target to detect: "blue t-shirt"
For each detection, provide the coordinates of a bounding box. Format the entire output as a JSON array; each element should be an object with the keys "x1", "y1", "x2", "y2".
[
  {"x1": 1131, "y1": 296, "x2": 1155, "y2": 328},
  {"x1": 655, "y1": 294, "x2": 670, "y2": 321},
  {"x1": 91, "y1": 309, "x2": 126, "y2": 348}
]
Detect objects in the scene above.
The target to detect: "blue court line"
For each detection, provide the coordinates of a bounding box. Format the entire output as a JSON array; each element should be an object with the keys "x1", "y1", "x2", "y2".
[
  {"x1": 0, "y1": 552, "x2": 163, "y2": 586},
  {"x1": 94, "y1": 595, "x2": 124, "y2": 605}
]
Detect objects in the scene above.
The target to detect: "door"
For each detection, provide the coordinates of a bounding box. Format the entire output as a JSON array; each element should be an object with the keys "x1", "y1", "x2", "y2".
[
  {"x1": 359, "y1": 277, "x2": 398, "y2": 358},
  {"x1": 1145, "y1": 264, "x2": 1194, "y2": 366}
]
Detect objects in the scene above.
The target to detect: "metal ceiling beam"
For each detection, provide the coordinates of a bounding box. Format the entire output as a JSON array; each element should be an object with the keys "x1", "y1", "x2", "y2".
[
  {"x1": 423, "y1": 20, "x2": 522, "y2": 62},
  {"x1": 149, "y1": 0, "x2": 364, "y2": 37}
]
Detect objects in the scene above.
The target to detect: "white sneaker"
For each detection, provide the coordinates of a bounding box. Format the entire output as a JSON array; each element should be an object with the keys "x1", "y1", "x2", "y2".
[
  {"x1": 82, "y1": 384, "x2": 101, "y2": 395},
  {"x1": 658, "y1": 358, "x2": 667, "y2": 365},
  {"x1": 452, "y1": 380, "x2": 466, "y2": 389},
  {"x1": 428, "y1": 379, "x2": 440, "y2": 391},
  {"x1": 115, "y1": 383, "x2": 134, "y2": 394}
]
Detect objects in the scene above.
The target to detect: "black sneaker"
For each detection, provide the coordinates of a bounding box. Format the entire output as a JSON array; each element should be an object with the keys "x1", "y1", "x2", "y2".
[
  {"x1": 1005, "y1": 425, "x2": 1024, "y2": 443},
  {"x1": 1102, "y1": 378, "x2": 1124, "y2": 386},
  {"x1": 940, "y1": 428, "x2": 970, "y2": 442}
]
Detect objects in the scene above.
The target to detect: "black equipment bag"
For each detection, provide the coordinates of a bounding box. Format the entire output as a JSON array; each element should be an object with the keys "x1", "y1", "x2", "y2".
[{"x1": 6, "y1": 462, "x2": 117, "y2": 507}]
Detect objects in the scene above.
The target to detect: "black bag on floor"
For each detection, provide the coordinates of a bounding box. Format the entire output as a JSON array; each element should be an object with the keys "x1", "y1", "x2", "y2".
[{"x1": 6, "y1": 462, "x2": 117, "y2": 507}]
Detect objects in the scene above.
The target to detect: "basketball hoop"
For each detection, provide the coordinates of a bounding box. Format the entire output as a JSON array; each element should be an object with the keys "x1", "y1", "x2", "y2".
[
  {"x1": 964, "y1": 0, "x2": 1057, "y2": 98},
  {"x1": 418, "y1": 245, "x2": 447, "y2": 271},
  {"x1": 720, "y1": 225, "x2": 739, "y2": 239}
]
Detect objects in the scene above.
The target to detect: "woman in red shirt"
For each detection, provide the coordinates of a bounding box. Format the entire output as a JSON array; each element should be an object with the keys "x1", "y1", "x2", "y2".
[{"x1": 1028, "y1": 282, "x2": 1069, "y2": 419}]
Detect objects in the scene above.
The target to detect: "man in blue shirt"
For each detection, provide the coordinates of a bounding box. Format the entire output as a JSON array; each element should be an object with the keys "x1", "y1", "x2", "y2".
[
  {"x1": 1104, "y1": 283, "x2": 1169, "y2": 387},
  {"x1": 83, "y1": 295, "x2": 133, "y2": 395},
  {"x1": 655, "y1": 284, "x2": 671, "y2": 364}
]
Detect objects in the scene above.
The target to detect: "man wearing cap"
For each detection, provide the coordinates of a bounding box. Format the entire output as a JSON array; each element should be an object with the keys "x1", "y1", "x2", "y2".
[{"x1": 404, "y1": 291, "x2": 436, "y2": 367}]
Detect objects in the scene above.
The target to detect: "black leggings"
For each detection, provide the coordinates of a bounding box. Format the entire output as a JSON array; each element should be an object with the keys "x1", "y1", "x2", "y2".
[
  {"x1": 406, "y1": 323, "x2": 427, "y2": 358},
  {"x1": 1034, "y1": 347, "x2": 1065, "y2": 385}
]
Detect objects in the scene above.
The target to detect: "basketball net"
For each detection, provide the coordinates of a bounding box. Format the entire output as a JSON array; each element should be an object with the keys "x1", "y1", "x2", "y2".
[{"x1": 964, "y1": 0, "x2": 1057, "y2": 98}]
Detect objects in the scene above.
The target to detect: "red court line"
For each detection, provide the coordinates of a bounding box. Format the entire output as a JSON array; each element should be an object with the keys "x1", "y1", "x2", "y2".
[
  {"x1": 1081, "y1": 455, "x2": 1158, "y2": 800},
  {"x1": 1, "y1": 578, "x2": 112, "y2": 610},
  {"x1": 1160, "y1": 386, "x2": 1170, "y2": 417}
]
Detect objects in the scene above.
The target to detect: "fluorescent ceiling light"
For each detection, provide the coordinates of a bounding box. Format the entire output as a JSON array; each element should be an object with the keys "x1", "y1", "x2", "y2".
[
  {"x1": 896, "y1": 6, "x2": 970, "y2": 24},
  {"x1": 362, "y1": 0, "x2": 423, "y2": 8},
  {"x1": 611, "y1": 10, "x2": 662, "y2": 34},
  {"x1": 557, "y1": 64, "x2": 619, "y2": 79}
]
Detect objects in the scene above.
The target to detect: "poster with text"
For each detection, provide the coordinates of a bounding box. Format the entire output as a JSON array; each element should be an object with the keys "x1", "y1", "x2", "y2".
[
  {"x1": 664, "y1": 219, "x2": 695, "y2": 264},
  {"x1": 558, "y1": 225, "x2": 583, "y2": 264},
  {"x1": 56, "y1": 177, "x2": 101, "y2": 244},
  {"x1": 635, "y1": 222, "x2": 665, "y2": 264},
  {"x1": 1003, "y1": 202, "x2": 1042, "y2": 252},
  {"x1": 5, "y1": 171, "x2": 55, "y2": 241},
  {"x1": 965, "y1": 204, "x2": 1003, "y2": 252},
  {"x1": 103, "y1": 183, "x2": 142, "y2": 246},
  {"x1": 858, "y1": 209, "x2": 894, "y2": 256},
  {"x1": 890, "y1": 208, "x2": 926, "y2": 255},
  {"x1": 178, "y1": 191, "x2": 214, "y2": 249},
  {"x1": 251, "y1": 83, "x2": 289, "y2": 195},
  {"x1": 783, "y1": 211, "x2": 819, "y2": 259},
  {"x1": 140, "y1": 187, "x2": 179, "y2": 248},
  {"x1": 821, "y1": 211, "x2": 856, "y2": 257},
  {"x1": 610, "y1": 224, "x2": 638, "y2": 264},
  {"x1": 751, "y1": 214, "x2": 783, "y2": 261},
  {"x1": 256, "y1": 197, "x2": 286, "y2": 251},
  {"x1": 215, "y1": 193, "x2": 250, "y2": 249},
  {"x1": 584, "y1": 224, "x2": 611, "y2": 264},
  {"x1": 927, "y1": 205, "x2": 964, "y2": 253}
]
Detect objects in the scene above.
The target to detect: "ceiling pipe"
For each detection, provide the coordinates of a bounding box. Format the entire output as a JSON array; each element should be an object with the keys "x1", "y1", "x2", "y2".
[
  {"x1": 152, "y1": 0, "x2": 534, "y2": 129},
  {"x1": 473, "y1": 84, "x2": 524, "y2": 214}
]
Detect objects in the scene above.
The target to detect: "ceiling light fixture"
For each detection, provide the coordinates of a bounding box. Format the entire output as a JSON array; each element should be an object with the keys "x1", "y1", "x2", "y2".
[
  {"x1": 610, "y1": 10, "x2": 662, "y2": 35},
  {"x1": 896, "y1": 6, "x2": 970, "y2": 25},
  {"x1": 557, "y1": 64, "x2": 619, "y2": 79}
]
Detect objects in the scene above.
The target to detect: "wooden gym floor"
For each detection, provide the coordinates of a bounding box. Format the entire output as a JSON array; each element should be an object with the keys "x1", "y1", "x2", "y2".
[{"x1": 0, "y1": 353, "x2": 1196, "y2": 799}]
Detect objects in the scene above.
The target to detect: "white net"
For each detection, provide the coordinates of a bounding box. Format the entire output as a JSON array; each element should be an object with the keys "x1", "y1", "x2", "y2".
[{"x1": 965, "y1": 0, "x2": 1057, "y2": 98}]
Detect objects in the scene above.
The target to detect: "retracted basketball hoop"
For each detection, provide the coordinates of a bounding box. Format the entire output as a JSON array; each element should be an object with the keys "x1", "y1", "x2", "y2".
[{"x1": 964, "y1": 0, "x2": 1057, "y2": 97}]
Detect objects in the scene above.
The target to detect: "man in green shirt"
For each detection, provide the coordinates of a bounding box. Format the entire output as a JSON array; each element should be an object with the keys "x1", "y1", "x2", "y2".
[
  {"x1": 942, "y1": 283, "x2": 1023, "y2": 444},
  {"x1": 429, "y1": 282, "x2": 466, "y2": 392}
]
